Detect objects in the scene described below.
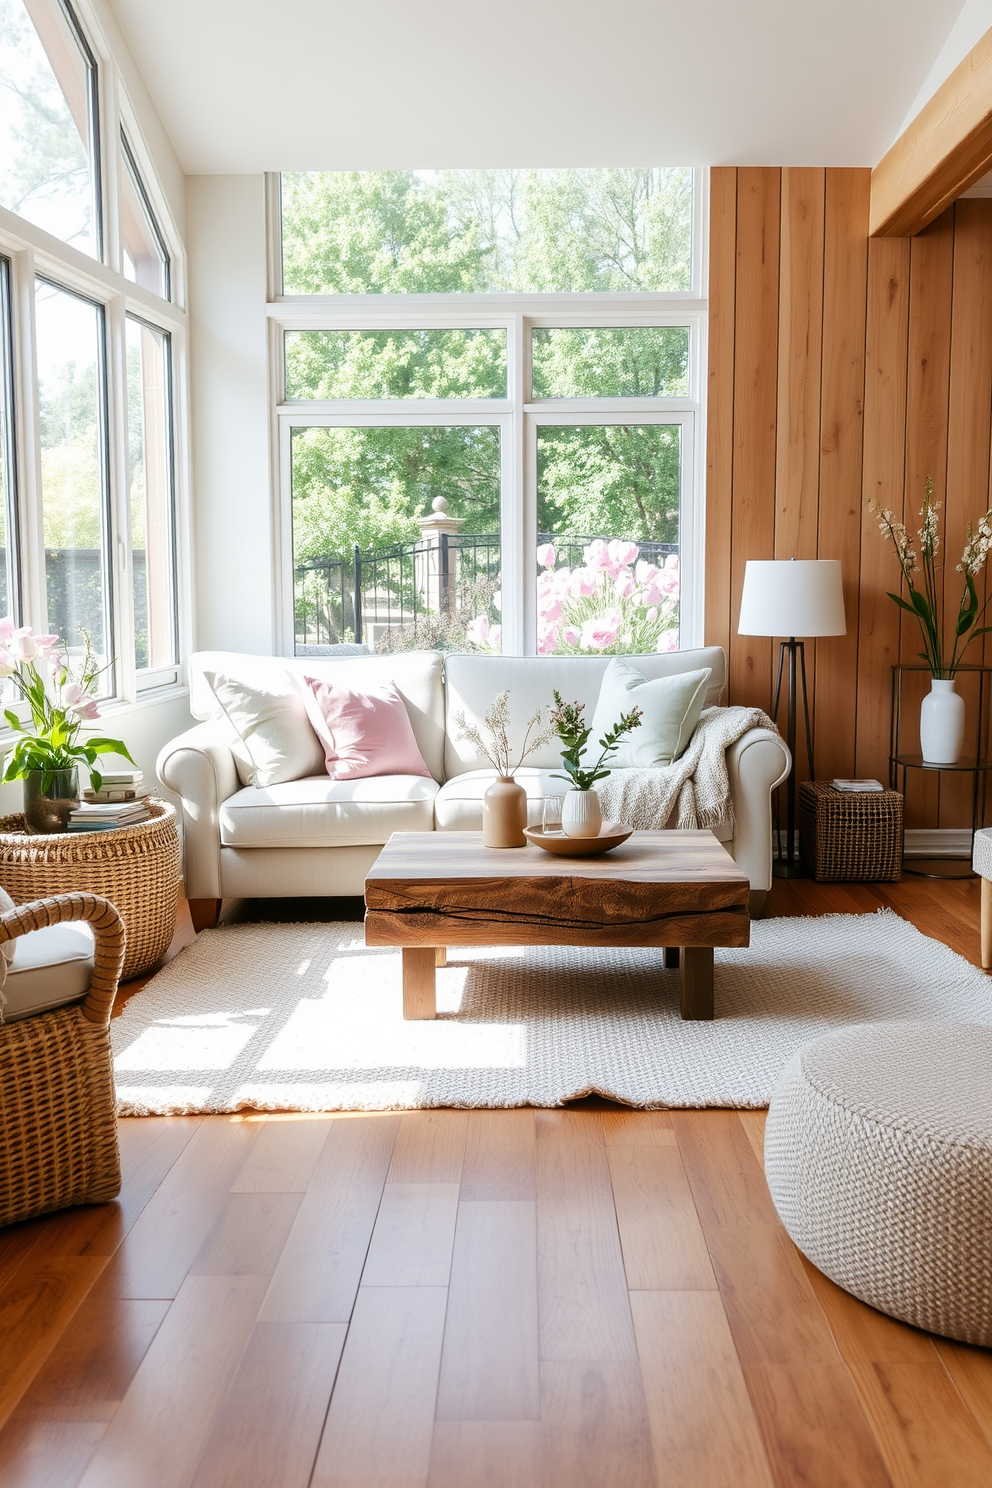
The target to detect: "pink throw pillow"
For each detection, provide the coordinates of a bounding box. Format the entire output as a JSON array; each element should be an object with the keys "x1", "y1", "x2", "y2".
[{"x1": 302, "y1": 677, "x2": 432, "y2": 781}]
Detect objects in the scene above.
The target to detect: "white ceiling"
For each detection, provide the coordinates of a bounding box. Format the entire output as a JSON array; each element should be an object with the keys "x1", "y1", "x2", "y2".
[{"x1": 107, "y1": 0, "x2": 967, "y2": 175}]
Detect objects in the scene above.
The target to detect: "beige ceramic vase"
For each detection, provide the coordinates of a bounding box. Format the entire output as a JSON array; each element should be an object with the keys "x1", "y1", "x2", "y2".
[{"x1": 483, "y1": 776, "x2": 527, "y2": 847}]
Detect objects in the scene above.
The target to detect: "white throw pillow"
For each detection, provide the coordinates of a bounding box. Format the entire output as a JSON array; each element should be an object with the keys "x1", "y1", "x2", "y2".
[
  {"x1": 203, "y1": 669, "x2": 325, "y2": 787},
  {"x1": 591, "y1": 659, "x2": 712, "y2": 768}
]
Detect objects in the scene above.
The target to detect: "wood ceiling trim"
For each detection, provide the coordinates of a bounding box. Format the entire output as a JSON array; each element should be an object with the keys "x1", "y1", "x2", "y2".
[{"x1": 871, "y1": 27, "x2": 992, "y2": 238}]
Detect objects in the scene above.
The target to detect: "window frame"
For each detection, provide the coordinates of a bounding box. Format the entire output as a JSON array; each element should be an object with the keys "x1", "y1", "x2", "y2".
[
  {"x1": 0, "y1": 0, "x2": 189, "y2": 711},
  {"x1": 120, "y1": 131, "x2": 172, "y2": 302}
]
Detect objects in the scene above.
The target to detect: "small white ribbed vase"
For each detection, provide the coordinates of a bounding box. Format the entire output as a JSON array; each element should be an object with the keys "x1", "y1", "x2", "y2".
[
  {"x1": 920, "y1": 678, "x2": 965, "y2": 766},
  {"x1": 562, "y1": 788, "x2": 602, "y2": 838}
]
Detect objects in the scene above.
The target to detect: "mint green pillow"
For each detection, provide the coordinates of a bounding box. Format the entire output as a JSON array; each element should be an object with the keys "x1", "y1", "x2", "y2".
[{"x1": 590, "y1": 660, "x2": 712, "y2": 768}]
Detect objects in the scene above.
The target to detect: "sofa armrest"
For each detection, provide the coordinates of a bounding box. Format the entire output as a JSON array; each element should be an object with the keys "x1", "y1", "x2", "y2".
[
  {"x1": 156, "y1": 722, "x2": 239, "y2": 900},
  {"x1": 725, "y1": 727, "x2": 791, "y2": 897}
]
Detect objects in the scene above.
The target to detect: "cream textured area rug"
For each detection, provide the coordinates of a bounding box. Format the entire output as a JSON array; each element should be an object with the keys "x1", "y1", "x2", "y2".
[{"x1": 111, "y1": 911, "x2": 992, "y2": 1114}]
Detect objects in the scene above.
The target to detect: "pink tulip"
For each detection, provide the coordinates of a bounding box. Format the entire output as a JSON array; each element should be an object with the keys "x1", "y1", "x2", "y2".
[
  {"x1": 536, "y1": 543, "x2": 556, "y2": 569},
  {"x1": 34, "y1": 634, "x2": 59, "y2": 651},
  {"x1": 583, "y1": 540, "x2": 610, "y2": 571},
  {"x1": 645, "y1": 607, "x2": 658, "y2": 624},
  {"x1": 614, "y1": 569, "x2": 635, "y2": 599},
  {"x1": 561, "y1": 625, "x2": 581, "y2": 647},
  {"x1": 570, "y1": 568, "x2": 599, "y2": 598},
  {"x1": 537, "y1": 626, "x2": 559, "y2": 655},
  {"x1": 9, "y1": 629, "x2": 38, "y2": 662},
  {"x1": 609, "y1": 540, "x2": 640, "y2": 568},
  {"x1": 665, "y1": 554, "x2": 679, "y2": 570},
  {"x1": 635, "y1": 560, "x2": 658, "y2": 585},
  {"x1": 656, "y1": 630, "x2": 678, "y2": 653},
  {"x1": 580, "y1": 612, "x2": 622, "y2": 651},
  {"x1": 69, "y1": 698, "x2": 100, "y2": 720},
  {"x1": 539, "y1": 599, "x2": 562, "y2": 625},
  {"x1": 0, "y1": 650, "x2": 14, "y2": 678},
  {"x1": 488, "y1": 624, "x2": 502, "y2": 651},
  {"x1": 0, "y1": 617, "x2": 13, "y2": 643},
  {"x1": 466, "y1": 616, "x2": 490, "y2": 646}
]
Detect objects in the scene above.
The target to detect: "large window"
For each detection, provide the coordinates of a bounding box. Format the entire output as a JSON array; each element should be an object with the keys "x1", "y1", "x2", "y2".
[
  {"x1": 0, "y1": 0, "x2": 100, "y2": 257},
  {"x1": 0, "y1": 0, "x2": 185, "y2": 705},
  {"x1": 276, "y1": 169, "x2": 704, "y2": 658}
]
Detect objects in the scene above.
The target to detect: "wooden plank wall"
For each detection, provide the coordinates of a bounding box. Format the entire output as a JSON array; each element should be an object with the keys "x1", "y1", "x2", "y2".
[{"x1": 706, "y1": 167, "x2": 992, "y2": 827}]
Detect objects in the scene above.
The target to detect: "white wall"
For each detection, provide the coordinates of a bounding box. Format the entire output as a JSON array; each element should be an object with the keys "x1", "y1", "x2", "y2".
[
  {"x1": 186, "y1": 175, "x2": 274, "y2": 655},
  {"x1": 898, "y1": 0, "x2": 992, "y2": 137}
]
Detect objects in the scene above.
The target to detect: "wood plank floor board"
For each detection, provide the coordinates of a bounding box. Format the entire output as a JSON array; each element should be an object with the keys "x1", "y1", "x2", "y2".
[
  {"x1": 428, "y1": 1422, "x2": 542, "y2": 1488},
  {"x1": 258, "y1": 1115, "x2": 398, "y2": 1324},
  {"x1": 631, "y1": 1290, "x2": 774, "y2": 1488},
  {"x1": 94, "y1": 1117, "x2": 260, "y2": 1300},
  {"x1": 360, "y1": 1183, "x2": 459, "y2": 1289},
  {"x1": 601, "y1": 1111, "x2": 674, "y2": 1146},
  {"x1": 672, "y1": 1110, "x2": 781, "y2": 1228},
  {"x1": 800, "y1": 1259, "x2": 941, "y2": 1364},
  {"x1": 0, "y1": 1419, "x2": 107, "y2": 1488},
  {"x1": 743, "y1": 1362, "x2": 893, "y2": 1488},
  {"x1": 230, "y1": 1115, "x2": 336, "y2": 1194},
  {"x1": 459, "y1": 1110, "x2": 536, "y2": 1201},
  {"x1": 541, "y1": 1359, "x2": 657, "y2": 1488},
  {"x1": 75, "y1": 1273, "x2": 269, "y2": 1488},
  {"x1": 387, "y1": 1111, "x2": 468, "y2": 1184},
  {"x1": 847, "y1": 1360, "x2": 992, "y2": 1487},
  {"x1": 0, "y1": 1258, "x2": 108, "y2": 1434},
  {"x1": 434, "y1": 1201, "x2": 540, "y2": 1421},
  {"x1": 309, "y1": 1285, "x2": 448, "y2": 1488},
  {"x1": 188, "y1": 1192, "x2": 304, "y2": 1277},
  {"x1": 934, "y1": 1340, "x2": 992, "y2": 1446},
  {"x1": 189, "y1": 1321, "x2": 347, "y2": 1488},
  {"x1": 535, "y1": 1112, "x2": 638, "y2": 1362},
  {"x1": 606, "y1": 1144, "x2": 717, "y2": 1291}
]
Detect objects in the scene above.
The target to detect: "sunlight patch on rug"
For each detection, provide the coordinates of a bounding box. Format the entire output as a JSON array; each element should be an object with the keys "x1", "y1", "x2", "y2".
[{"x1": 110, "y1": 911, "x2": 992, "y2": 1113}]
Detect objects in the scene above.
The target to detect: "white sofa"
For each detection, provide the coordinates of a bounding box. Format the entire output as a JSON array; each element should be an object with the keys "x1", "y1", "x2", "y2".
[{"x1": 157, "y1": 647, "x2": 790, "y2": 924}]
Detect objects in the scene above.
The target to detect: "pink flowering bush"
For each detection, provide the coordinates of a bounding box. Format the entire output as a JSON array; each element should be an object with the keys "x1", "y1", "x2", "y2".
[
  {"x1": 0, "y1": 621, "x2": 134, "y2": 789},
  {"x1": 470, "y1": 540, "x2": 678, "y2": 655},
  {"x1": 465, "y1": 541, "x2": 679, "y2": 654}
]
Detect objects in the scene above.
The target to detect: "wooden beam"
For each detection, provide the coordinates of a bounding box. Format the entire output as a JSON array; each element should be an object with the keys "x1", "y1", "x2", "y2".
[{"x1": 871, "y1": 28, "x2": 992, "y2": 238}]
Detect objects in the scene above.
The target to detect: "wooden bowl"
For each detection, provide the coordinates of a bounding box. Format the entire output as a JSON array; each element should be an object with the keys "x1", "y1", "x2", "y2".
[{"x1": 524, "y1": 823, "x2": 633, "y2": 857}]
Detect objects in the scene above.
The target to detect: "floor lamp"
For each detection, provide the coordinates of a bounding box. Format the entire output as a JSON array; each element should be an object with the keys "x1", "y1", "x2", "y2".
[{"x1": 738, "y1": 559, "x2": 847, "y2": 877}]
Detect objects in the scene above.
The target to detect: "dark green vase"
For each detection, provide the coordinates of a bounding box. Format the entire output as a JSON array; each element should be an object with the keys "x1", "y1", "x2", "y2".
[{"x1": 23, "y1": 768, "x2": 80, "y2": 834}]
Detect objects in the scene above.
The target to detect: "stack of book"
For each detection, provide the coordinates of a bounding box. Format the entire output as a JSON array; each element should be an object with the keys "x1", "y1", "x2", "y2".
[
  {"x1": 82, "y1": 768, "x2": 148, "y2": 804},
  {"x1": 69, "y1": 770, "x2": 151, "y2": 831},
  {"x1": 830, "y1": 778, "x2": 885, "y2": 793}
]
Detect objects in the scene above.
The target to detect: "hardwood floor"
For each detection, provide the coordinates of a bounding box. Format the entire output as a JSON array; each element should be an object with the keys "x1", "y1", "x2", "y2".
[{"x1": 1, "y1": 876, "x2": 991, "y2": 1487}]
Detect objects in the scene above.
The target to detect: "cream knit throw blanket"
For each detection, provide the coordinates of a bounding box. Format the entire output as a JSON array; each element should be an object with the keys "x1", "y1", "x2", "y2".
[{"x1": 596, "y1": 705, "x2": 777, "y2": 832}]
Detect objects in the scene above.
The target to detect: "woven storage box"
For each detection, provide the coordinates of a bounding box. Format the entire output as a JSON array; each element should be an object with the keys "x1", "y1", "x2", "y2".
[
  {"x1": 0, "y1": 800, "x2": 180, "y2": 981},
  {"x1": 798, "y1": 781, "x2": 904, "y2": 882}
]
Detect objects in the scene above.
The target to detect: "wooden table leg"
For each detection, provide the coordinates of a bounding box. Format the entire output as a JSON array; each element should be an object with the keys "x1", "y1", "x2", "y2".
[
  {"x1": 663, "y1": 947, "x2": 680, "y2": 969},
  {"x1": 435, "y1": 946, "x2": 447, "y2": 968},
  {"x1": 679, "y1": 947, "x2": 714, "y2": 1020},
  {"x1": 402, "y1": 947, "x2": 437, "y2": 1019},
  {"x1": 982, "y1": 879, "x2": 992, "y2": 971}
]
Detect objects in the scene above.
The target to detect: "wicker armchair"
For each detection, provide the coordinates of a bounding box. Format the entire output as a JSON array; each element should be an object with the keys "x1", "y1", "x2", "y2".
[{"x1": 0, "y1": 893, "x2": 126, "y2": 1229}]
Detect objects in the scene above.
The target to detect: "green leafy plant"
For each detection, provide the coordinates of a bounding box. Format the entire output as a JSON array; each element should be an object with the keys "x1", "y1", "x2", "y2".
[
  {"x1": 549, "y1": 690, "x2": 642, "y2": 791},
  {"x1": 0, "y1": 623, "x2": 135, "y2": 791},
  {"x1": 869, "y1": 477, "x2": 992, "y2": 677}
]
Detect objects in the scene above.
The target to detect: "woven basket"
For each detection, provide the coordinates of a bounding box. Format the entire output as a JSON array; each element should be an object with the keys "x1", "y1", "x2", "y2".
[
  {"x1": 798, "y1": 781, "x2": 904, "y2": 882},
  {"x1": 0, "y1": 893, "x2": 124, "y2": 1228},
  {"x1": 0, "y1": 800, "x2": 180, "y2": 981}
]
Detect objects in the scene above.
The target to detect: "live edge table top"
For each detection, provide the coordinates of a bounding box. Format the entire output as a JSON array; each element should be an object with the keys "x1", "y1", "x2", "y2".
[{"x1": 364, "y1": 830, "x2": 750, "y2": 1021}]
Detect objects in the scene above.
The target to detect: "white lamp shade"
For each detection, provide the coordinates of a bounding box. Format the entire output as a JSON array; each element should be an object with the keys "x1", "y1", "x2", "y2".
[{"x1": 737, "y1": 559, "x2": 846, "y2": 638}]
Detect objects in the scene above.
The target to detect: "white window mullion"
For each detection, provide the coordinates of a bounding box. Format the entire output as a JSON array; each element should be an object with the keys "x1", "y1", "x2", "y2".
[
  {"x1": 105, "y1": 290, "x2": 134, "y2": 700},
  {"x1": 12, "y1": 245, "x2": 45, "y2": 631}
]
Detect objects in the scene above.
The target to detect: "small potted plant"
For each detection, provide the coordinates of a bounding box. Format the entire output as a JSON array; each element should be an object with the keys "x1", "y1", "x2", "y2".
[
  {"x1": 0, "y1": 623, "x2": 136, "y2": 833},
  {"x1": 550, "y1": 691, "x2": 642, "y2": 837},
  {"x1": 453, "y1": 691, "x2": 553, "y2": 847}
]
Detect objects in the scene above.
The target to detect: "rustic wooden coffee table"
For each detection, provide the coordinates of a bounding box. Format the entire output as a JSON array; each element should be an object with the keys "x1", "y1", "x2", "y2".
[{"x1": 365, "y1": 829, "x2": 750, "y2": 1021}]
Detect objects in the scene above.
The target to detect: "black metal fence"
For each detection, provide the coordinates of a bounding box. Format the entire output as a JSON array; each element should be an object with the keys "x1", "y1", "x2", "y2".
[{"x1": 294, "y1": 533, "x2": 677, "y2": 648}]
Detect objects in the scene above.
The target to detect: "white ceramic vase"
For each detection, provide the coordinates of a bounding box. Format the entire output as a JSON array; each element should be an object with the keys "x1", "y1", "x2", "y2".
[
  {"x1": 920, "y1": 678, "x2": 965, "y2": 766},
  {"x1": 562, "y1": 788, "x2": 602, "y2": 838}
]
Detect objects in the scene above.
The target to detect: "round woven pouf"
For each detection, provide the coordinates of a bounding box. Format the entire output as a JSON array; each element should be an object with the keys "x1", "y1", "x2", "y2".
[
  {"x1": 0, "y1": 801, "x2": 180, "y2": 982},
  {"x1": 765, "y1": 1021, "x2": 992, "y2": 1345}
]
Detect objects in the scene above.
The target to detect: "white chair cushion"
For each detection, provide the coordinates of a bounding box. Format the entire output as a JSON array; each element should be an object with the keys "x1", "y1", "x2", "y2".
[
  {"x1": 0, "y1": 923, "x2": 94, "y2": 1022},
  {"x1": 443, "y1": 648, "x2": 727, "y2": 778},
  {"x1": 433, "y1": 767, "x2": 732, "y2": 840},
  {"x1": 219, "y1": 774, "x2": 439, "y2": 848},
  {"x1": 203, "y1": 668, "x2": 325, "y2": 788},
  {"x1": 590, "y1": 660, "x2": 712, "y2": 767}
]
